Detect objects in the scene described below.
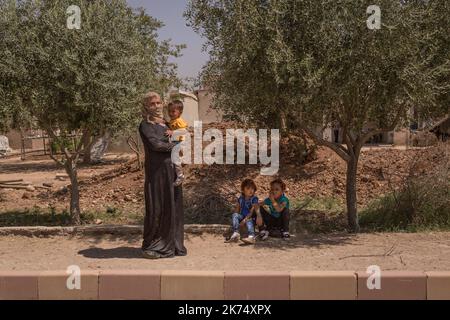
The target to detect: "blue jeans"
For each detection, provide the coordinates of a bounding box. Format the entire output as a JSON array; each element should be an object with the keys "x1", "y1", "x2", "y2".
[{"x1": 232, "y1": 213, "x2": 255, "y2": 236}]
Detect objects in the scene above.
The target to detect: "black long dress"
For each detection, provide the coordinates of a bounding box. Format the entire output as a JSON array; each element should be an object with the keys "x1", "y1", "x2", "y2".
[{"x1": 139, "y1": 120, "x2": 187, "y2": 258}]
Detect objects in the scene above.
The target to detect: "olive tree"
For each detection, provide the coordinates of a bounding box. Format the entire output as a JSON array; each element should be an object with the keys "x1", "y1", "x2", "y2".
[
  {"x1": 0, "y1": 0, "x2": 182, "y2": 223},
  {"x1": 186, "y1": 0, "x2": 449, "y2": 231}
]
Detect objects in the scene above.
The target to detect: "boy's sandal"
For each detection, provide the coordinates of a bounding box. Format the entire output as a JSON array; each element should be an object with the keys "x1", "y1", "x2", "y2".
[
  {"x1": 282, "y1": 233, "x2": 290, "y2": 240},
  {"x1": 224, "y1": 234, "x2": 240, "y2": 243},
  {"x1": 240, "y1": 237, "x2": 256, "y2": 245}
]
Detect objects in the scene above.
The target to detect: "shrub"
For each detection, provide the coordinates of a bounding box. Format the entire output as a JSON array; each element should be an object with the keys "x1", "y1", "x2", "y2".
[{"x1": 360, "y1": 160, "x2": 450, "y2": 231}]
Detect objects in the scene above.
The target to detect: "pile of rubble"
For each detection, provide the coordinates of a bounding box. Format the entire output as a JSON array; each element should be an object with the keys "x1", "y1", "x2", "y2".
[{"x1": 0, "y1": 179, "x2": 54, "y2": 200}]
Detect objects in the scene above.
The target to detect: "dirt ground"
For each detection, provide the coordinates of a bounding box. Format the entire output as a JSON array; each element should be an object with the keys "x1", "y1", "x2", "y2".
[
  {"x1": 1, "y1": 232, "x2": 449, "y2": 271},
  {"x1": 0, "y1": 153, "x2": 136, "y2": 214}
]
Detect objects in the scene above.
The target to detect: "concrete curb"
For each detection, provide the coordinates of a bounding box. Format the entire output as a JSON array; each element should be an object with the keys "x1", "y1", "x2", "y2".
[
  {"x1": 0, "y1": 224, "x2": 230, "y2": 237},
  {"x1": 1, "y1": 270, "x2": 449, "y2": 300}
]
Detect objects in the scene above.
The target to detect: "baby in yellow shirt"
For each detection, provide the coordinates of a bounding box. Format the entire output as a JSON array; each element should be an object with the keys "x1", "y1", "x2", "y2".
[{"x1": 167, "y1": 100, "x2": 188, "y2": 186}]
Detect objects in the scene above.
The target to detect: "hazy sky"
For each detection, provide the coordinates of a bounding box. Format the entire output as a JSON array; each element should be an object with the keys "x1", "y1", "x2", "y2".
[{"x1": 126, "y1": 0, "x2": 208, "y2": 79}]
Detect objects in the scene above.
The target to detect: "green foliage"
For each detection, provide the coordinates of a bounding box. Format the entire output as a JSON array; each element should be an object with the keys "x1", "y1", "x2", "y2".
[
  {"x1": 82, "y1": 207, "x2": 143, "y2": 225},
  {"x1": 360, "y1": 166, "x2": 450, "y2": 232},
  {"x1": 186, "y1": 0, "x2": 450, "y2": 231},
  {"x1": 186, "y1": 0, "x2": 449, "y2": 130},
  {"x1": 407, "y1": 0, "x2": 450, "y2": 117},
  {"x1": 0, "y1": 0, "x2": 182, "y2": 139},
  {"x1": 0, "y1": 207, "x2": 72, "y2": 226},
  {"x1": 0, "y1": 206, "x2": 143, "y2": 226},
  {"x1": 292, "y1": 196, "x2": 344, "y2": 213},
  {"x1": 50, "y1": 137, "x2": 82, "y2": 154},
  {"x1": 0, "y1": 0, "x2": 183, "y2": 222}
]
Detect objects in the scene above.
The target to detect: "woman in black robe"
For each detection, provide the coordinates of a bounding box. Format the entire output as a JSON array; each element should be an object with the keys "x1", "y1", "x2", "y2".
[{"x1": 139, "y1": 92, "x2": 187, "y2": 259}]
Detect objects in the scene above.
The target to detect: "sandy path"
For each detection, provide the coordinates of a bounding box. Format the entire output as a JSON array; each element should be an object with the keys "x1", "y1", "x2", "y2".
[{"x1": 0, "y1": 232, "x2": 449, "y2": 271}]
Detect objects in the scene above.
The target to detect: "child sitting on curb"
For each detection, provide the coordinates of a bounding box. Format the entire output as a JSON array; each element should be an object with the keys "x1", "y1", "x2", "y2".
[
  {"x1": 226, "y1": 179, "x2": 259, "y2": 244},
  {"x1": 256, "y1": 178, "x2": 290, "y2": 241}
]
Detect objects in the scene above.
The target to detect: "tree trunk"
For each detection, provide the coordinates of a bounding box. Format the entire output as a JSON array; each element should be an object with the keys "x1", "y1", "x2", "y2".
[
  {"x1": 346, "y1": 156, "x2": 360, "y2": 233},
  {"x1": 65, "y1": 159, "x2": 81, "y2": 225},
  {"x1": 280, "y1": 110, "x2": 288, "y2": 132},
  {"x1": 127, "y1": 135, "x2": 142, "y2": 170},
  {"x1": 82, "y1": 130, "x2": 93, "y2": 164}
]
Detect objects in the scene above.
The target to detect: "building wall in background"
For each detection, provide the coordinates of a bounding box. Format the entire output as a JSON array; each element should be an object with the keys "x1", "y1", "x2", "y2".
[{"x1": 196, "y1": 89, "x2": 222, "y2": 124}]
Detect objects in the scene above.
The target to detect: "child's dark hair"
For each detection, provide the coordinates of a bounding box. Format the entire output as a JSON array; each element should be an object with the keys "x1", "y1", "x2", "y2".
[
  {"x1": 270, "y1": 178, "x2": 286, "y2": 191},
  {"x1": 241, "y1": 178, "x2": 257, "y2": 192},
  {"x1": 169, "y1": 100, "x2": 184, "y2": 113}
]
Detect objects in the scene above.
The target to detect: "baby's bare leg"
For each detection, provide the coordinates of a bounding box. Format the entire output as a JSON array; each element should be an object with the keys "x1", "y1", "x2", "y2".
[
  {"x1": 174, "y1": 164, "x2": 184, "y2": 186},
  {"x1": 175, "y1": 164, "x2": 183, "y2": 177}
]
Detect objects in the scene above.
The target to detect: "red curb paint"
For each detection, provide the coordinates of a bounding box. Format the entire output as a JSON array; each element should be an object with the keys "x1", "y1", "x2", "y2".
[
  {"x1": 426, "y1": 271, "x2": 450, "y2": 300},
  {"x1": 161, "y1": 270, "x2": 224, "y2": 300},
  {"x1": 224, "y1": 271, "x2": 290, "y2": 300},
  {"x1": 0, "y1": 271, "x2": 39, "y2": 300},
  {"x1": 38, "y1": 270, "x2": 99, "y2": 300},
  {"x1": 290, "y1": 271, "x2": 357, "y2": 300},
  {"x1": 99, "y1": 270, "x2": 161, "y2": 300},
  {"x1": 357, "y1": 271, "x2": 426, "y2": 300},
  {"x1": 0, "y1": 270, "x2": 444, "y2": 300}
]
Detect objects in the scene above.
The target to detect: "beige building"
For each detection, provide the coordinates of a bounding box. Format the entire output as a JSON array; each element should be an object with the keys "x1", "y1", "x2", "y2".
[
  {"x1": 106, "y1": 89, "x2": 220, "y2": 154},
  {"x1": 322, "y1": 111, "x2": 449, "y2": 146},
  {"x1": 167, "y1": 88, "x2": 223, "y2": 126},
  {"x1": 195, "y1": 88, "x2": 223, "y2": 124},
  {"x1": 323, "y1": 124, "x2": 395, "y2": 145}
]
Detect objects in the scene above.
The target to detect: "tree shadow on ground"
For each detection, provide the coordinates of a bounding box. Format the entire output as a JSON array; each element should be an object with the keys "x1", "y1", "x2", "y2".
[
  {"x1": 0, "y1": 209, "x2": 72, "y2": 227},
  {"x1": 71, "y1": 233, "x2": 142, "y2": 244},
  {"x1": 75, "y1": 233, "x2": 355, "y2": 260},
  {"x1": 0, "y1": 156, "x2": 128, "y2": 175},
  {"x1": 0, "y1": 161, "x2": 60, "y2": 174},
  {"x1": 0, "y1": 208, "x2": 143, "y2": 228},
  {"x1": 234, "y1": 232, "x2": 356, "y2": 251}
]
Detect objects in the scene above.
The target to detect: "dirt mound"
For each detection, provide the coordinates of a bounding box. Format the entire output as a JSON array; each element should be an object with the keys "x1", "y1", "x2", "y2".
[{"x1": 45, "y1": 140, "x2": 446, "y2": 227}]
